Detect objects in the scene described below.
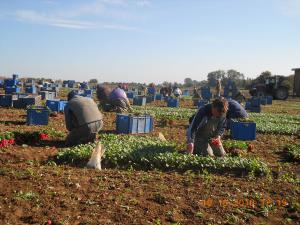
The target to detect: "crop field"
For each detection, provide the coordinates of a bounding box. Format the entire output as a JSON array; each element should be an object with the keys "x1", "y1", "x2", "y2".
[{"x1": 0, "y1": 96, "x2": 299, "y2": 225}]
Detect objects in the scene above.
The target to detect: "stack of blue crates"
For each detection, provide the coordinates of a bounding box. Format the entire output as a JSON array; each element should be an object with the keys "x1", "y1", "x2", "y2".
[
  {"x1": 46, "y1": 99, "x2": 67, "y2": 112},
  {"x1": 0, "y1": 94, "x2": 17, "y2": 107},
  {"x1": 13, "y1": 95, "x2": 41, "y2": 109},
  {"x1": 4, "y1": 74, "x2": 20, "y2": 94},
  {"x1": 155, "y1": 94, "x2": 163, "y2": 100},
  {"x1": 25, "y1": 86, "x2": 37, "y2": 94},
  {"x1": 260, "y1": 97, "x2": 267, "y2": 105},
  {"x1": 133, "y1": 96, "x2": 146, "y2": 106},
  {"x1": 27, "y1": 106, "x2": 49, "y2": 125},
  {"x1": 116, "y1": 114, "x2": 153, "y2": 134},
  {"x1": 245, "y1": 97, "x2": 261, "y2": 113},
  {"x1": 230, "y1": 121, "x2": 256, "y2": 141},
  {"x1": 167, "y1": 98, "x2": 179, "y2": 107},
  {"x1": 39, "y1": 91, "x2": 56, "y2": 100},
  {"x1": 147, "y1": 87, "x2": 156, "y2": 95}
]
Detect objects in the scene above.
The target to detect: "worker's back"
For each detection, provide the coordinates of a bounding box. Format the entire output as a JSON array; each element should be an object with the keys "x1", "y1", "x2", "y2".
[{"x1": 65, "y1": 96, "x2": 103, "y2": 128}]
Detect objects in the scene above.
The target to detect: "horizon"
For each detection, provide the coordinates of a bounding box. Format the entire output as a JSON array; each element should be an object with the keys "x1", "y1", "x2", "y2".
[{"x1": 0, "y1": 0, "x2": 299, "y2": 83}]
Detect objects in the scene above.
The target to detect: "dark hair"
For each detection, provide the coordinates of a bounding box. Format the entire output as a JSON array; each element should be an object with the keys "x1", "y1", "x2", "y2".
[
  {"x1": 96, "y1": 85, "x2": 110, "y2": 101},
  {"x1": 211, "y1": 98, "x2": 228, "y2": 114},
  {"x1": 67, "y1": 90, "x2": 78, "y2": 101}
]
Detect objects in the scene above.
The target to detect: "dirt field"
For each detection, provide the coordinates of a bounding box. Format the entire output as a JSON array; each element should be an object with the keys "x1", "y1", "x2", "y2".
[{"x1": 0, "y1": 98, "x2": 299, "y2": 225}]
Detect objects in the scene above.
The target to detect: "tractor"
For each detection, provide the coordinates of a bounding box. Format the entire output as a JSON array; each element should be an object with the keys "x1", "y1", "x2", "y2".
[{"x1": 249, "y1": 75, "x2": 289, "y2": 100}]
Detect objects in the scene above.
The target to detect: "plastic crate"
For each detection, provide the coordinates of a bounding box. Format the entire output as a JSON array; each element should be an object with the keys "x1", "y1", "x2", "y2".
[
  {"x1": 197, "y1": 100, "x2": 208, "y2": 108},
  {"x1": 249, "y1": 106, "x2": 261, "y2": 113},
  {"x1": 250, "y1": 97, "x2": 261, "y2": 107},
  {"x1": 84, "y1": 89, "x2": 93, "y2": 95},
  {"x1": 46, "y1": 99, "x2": 67, "y2": 112},
  {"x1": 266, "y1": 96, "x2": 273, "y2": 105},
  {"x1": 146, "y1": 95, "x2": 155, "y2": 103},
  {"x1": 224, "y1": 88, "x2": 238, "y2": 98},
  {"x1": 183, "y1": 90, "x2": 189, "y2": 96},
  {"x1": 116, "y1": 114, "x2": 153, "y2": 134},
  {"x1": 133, "y1": 96, "x2": 146, "y2": 106},
  {"x1": 167, "y1": 98, "x2": 179, "y2": 107},
  {"x1": 25, "y1": 86, "x2": 37, "y2": 94},
  {"x1": 126, "y1": 92, "x2": 136, "y2": 99},
  {"x1": 39, "y1": 91, "x2": 56, "y2": 100},
  {"x1": 4, "y1": 79, "x2": 17, "y2": 87},
  {"x1": 155, "y1": 94, "x2": 163, "y2": 100},
  {"x1": 147, "y1": 87, "x2": 156, "y2": 95},
  {"x1": 5, "y1": 86, "x2": 21, "y2": 94},
  {"x1": 260, "y1": 97, "x2": 267, "y2": 105},
  {"x1": 27, "y1": 107, "x2": 50, "y2": 125},
  {"x1": 245, "y1": 101, "x2": 251, "y2": 110},
  {"x1": 13, "y1": 95, "x2": 41, "y2": 109},
  {"x1": 0, "y1": 94, "x2": 17, "y2": 107},
  {"x1": 12, "y1": 74, "x2": 19, "y2": 79},
  {"x1": 230, "y1": 121, "x2": 256, "y2": 141}
]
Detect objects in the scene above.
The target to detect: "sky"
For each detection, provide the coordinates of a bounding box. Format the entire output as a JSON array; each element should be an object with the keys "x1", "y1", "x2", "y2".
[{"x1": 0, "y1": 0, "x2": 300, "y2": 83}]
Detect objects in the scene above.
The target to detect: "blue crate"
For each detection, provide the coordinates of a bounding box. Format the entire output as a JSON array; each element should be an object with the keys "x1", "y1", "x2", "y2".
[
  {"x1": 133, "y1": 96, "x2": 146, "y2": 106},
  {"x1": 266, "y1": 96, "x2": 273, "y2": 105},
  {"x1": 245, "y1": 101, "x2": 251, "y2": 110},
  {"x1": 84, "y1": 89, "x2": 93, "y2": 95},
  {"x1": 27, "y1": 107, "x2": 50, "y2": 125},
  {"x1": 0, "y1": 94, "x2": 16, "y2": 107},
  {"x1": 230, "y1": 121, "x2": 256, "y2": 141},
  {"x1": 146, "y1": 95, "x2": 155, "y2": 103},
  {"x1": 155, "y1": 94, "x2": 163, "y2": 100},
  {"x1": 80, "y1": 82, "x2": 89, "y2": 89},
  {"x1": 12, "y1": 74, "x2": 19, "y2": 79},
  {"x1": 126, "y1": 92, "x2": 136, "y2": 99},
  {"x1": 25, "y1": 86, "x2": 37, "y2": 94},
  {"x1": 260, "y1": 97, "x2": 267, "y2": 105},
  {"x1": 201, "y1": 90, "x2": 212, "y2": 100},
  {"x1": 46, "y1": 99, "x2": 66, "y2": 112},
  {"x1": 167, "y1": 98, "x2": 179, "y2": 107},
  {"x1": 249, "y1": 106, "x2": 261, "y2": 113},
  {"x1": 183, "y1": 90, "x2": 189, "y2": 96},
  {"x1": 197, "y1": 100, "x2": 208, "y2": 108},
  {"x1": 4, "y1": 79, "x2": 18, "y2": 87},
  {"x1": 13, "y1": 95, "x2": 41, "y2": 109},
  {"x1": 39, "y1": 91, "x2": 56, "y2": 100},
  {"x1": 250, "y1": 97, "x2": 261, "y2": 107},
  {"x1": 116, "y1": 114, "x2": 153, "y2": 134},
  {"x1": 5, "y1": 86, "x2": 21, "y2": 94},
  {"x1": 147, "y1": 87, "x2": 156, "y2": 95},
  {"x1": 224, "y1": 88, "x2": 238, "y2": 98}
]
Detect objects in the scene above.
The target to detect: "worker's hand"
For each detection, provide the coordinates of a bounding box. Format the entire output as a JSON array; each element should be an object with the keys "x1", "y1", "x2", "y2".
[
  {"x1": 186, "y1": 143, "x2": 194, "y2": 154},
  {"x1": 211, "y1": 136, "x2": 222, "y2": 147}
]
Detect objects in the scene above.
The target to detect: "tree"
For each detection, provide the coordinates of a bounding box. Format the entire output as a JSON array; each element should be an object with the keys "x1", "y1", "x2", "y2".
[
  {"x1": 207, "y1": 70, "x2": 226, "y2": 87},
  {"x1": 254, "y1": 71, "x2": 272, "y2": 84},
  {"x1": 184, "y1": 78, "x2": 193, "y2": 87},
  {"x1": 224, "y1": 69, "x2": 245, "y2": 87}
]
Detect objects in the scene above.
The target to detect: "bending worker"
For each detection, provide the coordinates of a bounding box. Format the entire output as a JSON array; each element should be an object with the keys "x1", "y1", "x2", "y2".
[
  {"x1": 187, "y1": 98, "x2": 229, "y2": 157},
  {"x1": 97, "y1": 85, "x2": 132, "y2": 113},
  {"x1": 64, "y1": 90, "x2": 103, "y2": 146}
]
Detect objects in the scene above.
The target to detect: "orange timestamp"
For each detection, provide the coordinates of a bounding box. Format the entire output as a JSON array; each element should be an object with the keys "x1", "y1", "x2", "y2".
[{"x1": 199, "y1": 197, "x2": 289, "y2": 208}]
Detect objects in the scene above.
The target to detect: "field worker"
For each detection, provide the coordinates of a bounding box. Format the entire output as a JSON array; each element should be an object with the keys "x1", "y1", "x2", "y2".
[
  {"x1": 186, "y1": 98, "x2": 228, "y2": 157},
  {"x1": 216, "y1": 78, "x2": 221, "y2": 98},
  {"x1": 173, "y1": 87, "x2": 182, "y2": 98},
  {"x1": 97, "y1": 85, "x2": 132, "y2": 113},
  {"x1": 64, "y1": 90, "x2": 103, "y2": 146},
  {"x1": 189, "y1": 98, "x2": 248, "y2": 128}
]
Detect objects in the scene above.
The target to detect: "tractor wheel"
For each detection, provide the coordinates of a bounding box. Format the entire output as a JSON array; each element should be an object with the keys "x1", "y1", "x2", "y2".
[{"x1": 275, "y1": 87, "x2": 289, "y2": 100}]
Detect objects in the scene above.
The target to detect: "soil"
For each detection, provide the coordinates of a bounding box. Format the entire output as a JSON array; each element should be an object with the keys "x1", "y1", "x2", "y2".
[{"x1": 0, "y1": 98, "x2": 300, "y2": 225}]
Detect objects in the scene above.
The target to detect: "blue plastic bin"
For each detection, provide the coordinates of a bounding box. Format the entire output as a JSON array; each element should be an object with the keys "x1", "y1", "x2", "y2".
[
  {"x1": 249, "y1": 106, "x2": 261, "y2": 113},
  {"x1": 116, "y1": 114, "x2": 153, "y2": 134},
  {"x1": 250, "y1": 97, "x2": 261, "y2": 107},
  {"x1": 133, "y1": 96, "x2": 146, "y2": 106},
  {"x1": 84, "y1": 89, "x2": 93, "y2": 95},
  {"x1": 46, "y1": 99, "x2": 66, "y2": 112},
  {"x1": 5, "y1": 86, "x2": 21, "y2": 94},
  {"x1": 167, "y1": 98, "x2": 179, "y2": 107},
  {"x1": 147, "y1": 87, "x2": 156, "y2": 95},
  {"x1": 126, "y1": 92, "x2": 136, "y2": 99},
  {"x1": 230, "y1": 121, "x2": 256, "y2": 141},
  {"x1": 27, "y1": 107, "x2": 50, "y2": 125},
  {"x1": 4, "y1": 79, "x2": 17, "y2": 87},
  {"x1": 146, "y1": 95, "x2": 155, "y2": 103},
  {"x1": 155, "y1": 94, "x2": 163, "y2": 100},
  {"x1": 260, "y1": 97, "x2": 267, "y2": 105},
  {"x1": 266, "y1": 96, "x2": 273, "y2": 105},
  {"x1": 183, "y1": 90, "x2": 189, "y2": 96},
  {"x1": 12, "y1": 74, "x2": 19, "y2": 80},
  {"x1": 0, "y1": 94, "x2": 16, "y2": 107},
  {"x1": 13, "y1": 95, "x2": 41, "y2": 108},
  {"x1": 245, "y1": 101, "x2": 251, "y2": 110},
  {"x1": 25, "y1": 86, "x2": 37, "y2": 94}
]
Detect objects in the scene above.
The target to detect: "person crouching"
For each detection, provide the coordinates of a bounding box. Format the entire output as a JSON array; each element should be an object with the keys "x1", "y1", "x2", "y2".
[
  {"x1": 64, "y1": 91, "x2": 103, "y2": 146},
  {"x1": 186, "y1": 98, "x2": 228, "y2": 157}
]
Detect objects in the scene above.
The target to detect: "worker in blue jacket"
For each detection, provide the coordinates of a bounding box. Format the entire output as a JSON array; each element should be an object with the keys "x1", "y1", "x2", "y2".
[{"x1": 186, "y1": 99, "x2": 228, "y2": 156}]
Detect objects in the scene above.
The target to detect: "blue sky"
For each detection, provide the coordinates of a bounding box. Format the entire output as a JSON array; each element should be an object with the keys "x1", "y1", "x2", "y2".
[{"x1": 0, "y1": 0, "x2": 300, "y2": 83}]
